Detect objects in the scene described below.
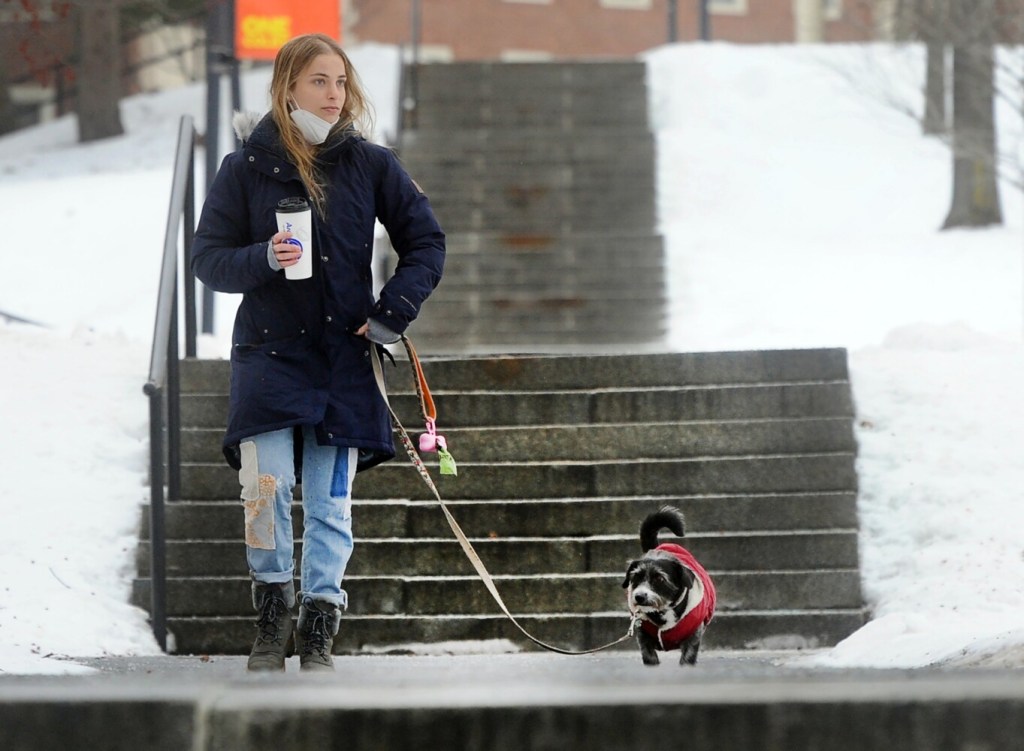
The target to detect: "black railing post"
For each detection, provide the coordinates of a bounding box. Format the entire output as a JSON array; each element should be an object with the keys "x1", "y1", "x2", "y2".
[
  {"x1": 145, "y1": 387, "x2": 167, "y2": 652},
  {"x1": 184, "y1": 145, "x2": 197, "y2": 358},
  {"x1": 167, "y1": 286, "x2": 181, "y2": 502},
  {"x1": 145, "y1": 114, "x2": 198, "y2": 652}
]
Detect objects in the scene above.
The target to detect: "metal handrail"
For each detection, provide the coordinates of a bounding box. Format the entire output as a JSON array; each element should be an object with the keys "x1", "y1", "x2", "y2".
[{"x1": 143, "y1": 114, "x2": 198, "y2": 651}]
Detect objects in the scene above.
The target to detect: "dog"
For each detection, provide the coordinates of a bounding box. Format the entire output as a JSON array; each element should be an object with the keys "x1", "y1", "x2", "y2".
[{"x1": 622, "y1": 507, "x2": 716, "y2": 666}]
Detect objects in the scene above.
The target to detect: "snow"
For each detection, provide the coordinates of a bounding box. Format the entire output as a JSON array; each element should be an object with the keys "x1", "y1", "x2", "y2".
[{"x1": 0, "y1": 41, "x2": 1021, "y2": 674}]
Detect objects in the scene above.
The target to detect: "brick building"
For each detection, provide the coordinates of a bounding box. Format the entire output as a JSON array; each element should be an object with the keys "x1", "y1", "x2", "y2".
[
  {"x1": 343, "y1": 0, "x2": 879, "y2": 61},
  {"x1": 1, "y1": 0, "x2": 887, "y2": 133}
]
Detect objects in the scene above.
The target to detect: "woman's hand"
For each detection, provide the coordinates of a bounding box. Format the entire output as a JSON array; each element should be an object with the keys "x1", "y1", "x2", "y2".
[
  {"x1": 270, "y1": 231, "x2": 303, "y2": 268},
  {"x1": 355, "y1": 322, "x2": 370, "y2": 337}
]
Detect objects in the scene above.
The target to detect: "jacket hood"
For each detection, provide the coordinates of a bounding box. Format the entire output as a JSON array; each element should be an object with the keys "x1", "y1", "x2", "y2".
[{"x1": 232, "y1": 111, "x2": 264, "y2": 143}]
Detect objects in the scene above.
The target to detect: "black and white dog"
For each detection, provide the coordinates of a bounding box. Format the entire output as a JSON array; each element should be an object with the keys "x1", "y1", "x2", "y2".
[{"x1": 622, "y1": 507, "x2": 716, "y2": 666}]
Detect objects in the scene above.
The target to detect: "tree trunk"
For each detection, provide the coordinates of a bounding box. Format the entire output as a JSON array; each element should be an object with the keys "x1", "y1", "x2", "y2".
[
  {"x1": 922, "y1": 40, "x2": 946, "y2": 135},
  {"x1": 942, "y1": 41, "x2": 1002, "y2": 229},
  {"x1": 919, "y1": 0, "x2": 948, "y2": 136},
  {"x1": 0, "y1": 56, "x2": 15, "y2": 136},
  {"x1": 77, "y1": 1, "x2": 124, "y2": 142}
]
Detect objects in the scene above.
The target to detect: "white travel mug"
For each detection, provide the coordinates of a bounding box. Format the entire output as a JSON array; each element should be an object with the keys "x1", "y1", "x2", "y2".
[{"x1": 275, "y1": 197, "x2": 313, "y2": 280}]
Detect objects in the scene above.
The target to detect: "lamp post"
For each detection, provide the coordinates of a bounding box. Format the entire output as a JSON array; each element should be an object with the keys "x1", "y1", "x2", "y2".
[
  {"x1": 202, "y1": 0, "x2": 241, "y2": 334},
  {"x1": 404, "y1": 0, "x2": 422, "y2": 131}
]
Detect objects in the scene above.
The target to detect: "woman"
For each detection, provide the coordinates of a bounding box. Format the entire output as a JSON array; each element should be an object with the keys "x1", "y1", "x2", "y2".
[{"x1": 191, "y1": 33, "x2": 445, "y2": 672}]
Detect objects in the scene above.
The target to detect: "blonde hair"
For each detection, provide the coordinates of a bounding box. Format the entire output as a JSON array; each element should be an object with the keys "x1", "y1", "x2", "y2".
[{"x1": 269, "y1": 33, "x2": 374, "y2": 214}]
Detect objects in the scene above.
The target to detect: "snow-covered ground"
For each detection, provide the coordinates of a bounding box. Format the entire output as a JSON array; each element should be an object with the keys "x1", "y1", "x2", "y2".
[{"x1": 0, "y1": 41, "x2": 1021, "y2": 674}]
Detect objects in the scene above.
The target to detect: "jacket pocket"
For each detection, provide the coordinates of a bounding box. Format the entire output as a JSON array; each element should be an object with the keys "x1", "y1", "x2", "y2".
[{"x1": 229, "y1": 334, "x2": 330, "y2": 425}]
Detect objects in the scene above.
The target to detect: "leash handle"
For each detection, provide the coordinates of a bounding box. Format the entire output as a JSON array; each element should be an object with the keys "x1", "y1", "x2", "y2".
[{"x1": 370, "y1": 342, "x2": 634, "y2": 656}]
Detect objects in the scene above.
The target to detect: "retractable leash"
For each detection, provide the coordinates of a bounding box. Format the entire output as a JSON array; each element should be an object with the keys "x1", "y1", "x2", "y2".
[{"x1": 371, "y1": 338, "x2": 640, "y2": 656}]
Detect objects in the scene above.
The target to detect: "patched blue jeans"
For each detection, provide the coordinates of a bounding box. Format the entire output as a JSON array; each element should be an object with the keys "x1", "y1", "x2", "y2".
[{"x1": 238, "y1": 425, "x2": 357, "y2": 608}]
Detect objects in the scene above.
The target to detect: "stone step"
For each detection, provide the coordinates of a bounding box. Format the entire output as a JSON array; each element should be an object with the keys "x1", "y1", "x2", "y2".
[
  {"x1": 132, "y1": 569, "x2": 864, "y2": 618},
  {"x1": 178, "y1": 349, "x2": 852, "y2": 395},
  {"x1": 414, "y1": 86, "x2": 649, "y2": 107},
  {"x1": 180, "y1": 382, "x2": 854, "y2": 429},
  {"x1": 426, "y1": 190, "x2": 657, "y2": 216},
  {"x1": 412, "y1": 110, "x2": 649, "y2": 130},
  {"x1": 415, "y1": 69, "x2": 648, "y2": 102},
  {"x1": 404, "y1": 157, "x2": 655, "y2": 178},
  {"x1": 161, "y1": 608, "x2": 866, "y2": 654},
  {"x1": 144, "y1": 493, "x2": 859, "y2": 540},
  {"x1": 402, "y1": 59, "x2": 662, "y2": 346},
  {"x1": 404, "y1": 146, "x2": 655, "y2": 169},
  {"x1": 440, "y1": 231, "x2": 663, "y2": 256},
  {"x1": 147, "y1": 491, "x2": 859, "y2": 543},
  {"x1": 137, "y1": 529, "x2": 860, "y2": 578},
  {"x1": 429, "y1": 209, "x2": 655, "y2": 234},
  {"x1": 425, "y1": 258, "x2": 663, "y2": 288},
  {"x1": 400, "y1": 129, "x2": 655, "y2": 160},
  {"x1": 414, "y1": 61, "x2": 647, "y2": 88},
  {"x1": 179, "y1": 453, "x2": 857, "y2": 501},
  {"x1": 434, "y1": 192, "x2": 655, "y2": 209},
  {"x1": 180, "y1": 417, "x2": 857, "y2": 464},
  {"x1": 410, "y1": 292, "x2": 670, "y2": 318}
]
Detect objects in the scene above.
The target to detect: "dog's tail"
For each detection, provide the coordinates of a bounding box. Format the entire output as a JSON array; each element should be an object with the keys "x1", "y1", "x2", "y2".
[{"x1": 639, "y1": 506, "x2": 686, "y2": 552}]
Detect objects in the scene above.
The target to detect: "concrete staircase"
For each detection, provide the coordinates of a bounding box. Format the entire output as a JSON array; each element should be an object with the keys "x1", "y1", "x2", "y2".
[
  {"x1": 389, "y1": 61, "x2": 666, "y2": 352},
  {"x1": 133, "y1": 348, "x2": 865, "y2": 655}
]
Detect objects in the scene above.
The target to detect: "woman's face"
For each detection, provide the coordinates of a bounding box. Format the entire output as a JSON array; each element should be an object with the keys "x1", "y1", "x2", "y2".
[{"x1": 290, "y1": 53, "x2": 347, "y2": 124}]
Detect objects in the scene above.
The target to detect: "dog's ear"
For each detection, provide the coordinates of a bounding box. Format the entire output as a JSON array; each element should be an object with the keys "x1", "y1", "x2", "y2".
[
  {"x1": 679, "y1": 565, "x2": 696, "y2": 589},
  {"x1": 668, "y1": 558, "x2": 696, "y2": 593},
  {"x1": 622, "y1": 560, "x2": 641, "y2": 589}
]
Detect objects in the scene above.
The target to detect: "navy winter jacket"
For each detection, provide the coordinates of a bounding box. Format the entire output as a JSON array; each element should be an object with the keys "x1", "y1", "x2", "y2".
[{"x1": 191, "y1": 114, "x2": 445, "y2": 472}]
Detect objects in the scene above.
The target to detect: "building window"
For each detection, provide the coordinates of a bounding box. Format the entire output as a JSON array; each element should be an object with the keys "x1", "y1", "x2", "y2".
[
  {"x1": 825, "y1": 0, "x2": 843, "y2": 20},
  {"x1": 709, "y1": 0, "x2": 748, "y2": 15},
  {"x1": 599, "y1": 0, "x2": 652, "y2": 9},
  {"x1": 501, "y1": 49, "x2": 556, "y2": 62}
]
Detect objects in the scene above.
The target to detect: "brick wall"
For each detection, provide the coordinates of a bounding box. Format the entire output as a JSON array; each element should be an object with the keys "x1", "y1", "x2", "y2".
[{"x1": 345, "y1": 0, "x2": 876, "y2": 61}]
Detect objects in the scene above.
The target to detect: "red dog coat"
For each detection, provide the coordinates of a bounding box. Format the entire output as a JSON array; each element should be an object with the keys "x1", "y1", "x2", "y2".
[{"x1": 638, "y1": 543, "x2": 716, "y2": 651}]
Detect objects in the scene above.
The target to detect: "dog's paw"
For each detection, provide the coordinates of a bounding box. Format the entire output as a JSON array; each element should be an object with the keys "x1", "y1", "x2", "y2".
[
  {"x1": 679, "y1": 642, "x2": 701, "y2": 666},
  {"x1": 641, "y1": 651, "x2": 660, "y2": 666}
]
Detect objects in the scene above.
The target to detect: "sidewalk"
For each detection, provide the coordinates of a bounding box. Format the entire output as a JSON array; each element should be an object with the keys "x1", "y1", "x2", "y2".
[{"x1": 2, "y1": 652, "x2": 1024, "y2": 750}]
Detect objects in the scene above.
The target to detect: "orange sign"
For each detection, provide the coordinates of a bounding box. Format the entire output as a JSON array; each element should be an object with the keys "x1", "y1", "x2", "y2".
[{"x1": 235, "y1": 0, "x2": 342, "y2": 61}]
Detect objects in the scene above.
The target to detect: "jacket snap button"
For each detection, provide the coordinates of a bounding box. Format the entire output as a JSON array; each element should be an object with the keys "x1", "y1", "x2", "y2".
[
  {"x1": 325, "y1": 315, "x2": 332, "y2": 323},
  {"x1": 386, "y1": 310, "x2": 392, "y2": 316},
  {"x1": 328, "y1": 432, "x2": 334, "y2": 439},
  {"x1": 273, "y1": 167, "x2": 280, "y2": 173},
  {"x1": 321, "y1": 255, "x2": 329, "y2": 262},
  {"x1": 248, "y1": 156, "x2": 254, "y2": 162}
]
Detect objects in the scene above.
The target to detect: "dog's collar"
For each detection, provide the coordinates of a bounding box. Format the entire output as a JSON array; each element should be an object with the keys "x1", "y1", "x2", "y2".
[{"x1": 672, "y1": 586, "x2": 690, "y2": 612}]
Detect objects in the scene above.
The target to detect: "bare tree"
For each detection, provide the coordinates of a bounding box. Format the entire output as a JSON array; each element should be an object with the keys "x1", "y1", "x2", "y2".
[
  {"x1": 940, "y1": 0, "x2": 1002, "y2": 228},
  {"x1": 917, "y1": 0, "x2": 948, "y2": 135},
  {"x1": 896, "y1": 0, "x2": 1004, "y2": 227},
  {"x1": 0, "y1": 56, "x2": 14, "y2": 136},
  {"x1": 75, "y1": 0, "x2": 125, "y2": 142}
]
